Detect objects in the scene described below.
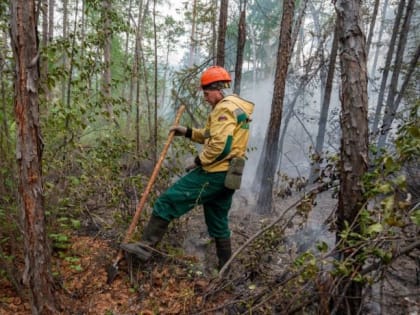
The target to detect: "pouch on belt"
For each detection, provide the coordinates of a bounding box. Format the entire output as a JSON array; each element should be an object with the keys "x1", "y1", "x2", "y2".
[{"x1": 224, "y1": 157, "x2": 245, "y2": 190}]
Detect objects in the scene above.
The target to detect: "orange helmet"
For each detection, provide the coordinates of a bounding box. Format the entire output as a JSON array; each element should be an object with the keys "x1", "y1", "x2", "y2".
[{"x1": 200, "y1": 66, "x2": 231, "y2": 89}]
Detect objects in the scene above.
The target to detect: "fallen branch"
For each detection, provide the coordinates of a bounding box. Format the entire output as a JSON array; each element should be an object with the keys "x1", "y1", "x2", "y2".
[{"x1": 361, "y1": 239, "x2": 420, "y2": 275}]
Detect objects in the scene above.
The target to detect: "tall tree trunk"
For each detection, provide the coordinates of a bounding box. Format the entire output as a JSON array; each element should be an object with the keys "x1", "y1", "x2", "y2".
[
  {"x1": 61, "y1": 0, "x2": 68, "y2": 105},
  {"x1": 391, "y1": 43, "x2": 420, "y2": 112},
  {"x1": 188, "y1": 0, "x2": 198, "y2": 67},
  {"x1": 216, "y1": 0, "x2": 228, "y2": 66},
  {"x1": 366, "y1": 0, "x2": 380, "y2": 56},
  {"x1": 309, "y1": 23, "x2": 339, "y2": 183},
  {"x1": 62, "y1": 0, "x2": 79, "y2": 156},
  {"x1": 290, "y1": 0, "x2": 308, "y2": 63},
  {"x1": 371, "y1": 0, "x2": 405, "y2": 136},
  {"x1": 152, "y1": 0, "x2": 158, "y2": 162},
  {"x1": 211, "y1": 0, "x2": 218, "y2": 61},
  {"x1": 102, "y1": 0, "x2": 115, "y2": 124},
  {"x1": 256, "y1": 0, "x2": 294, "y2": 214},
  {"x1": 9, "y1": 1, "x2": 58, "y2": 313},
  {"x1": 249, "y1": 26, "x2": 258, "y2": 89},
  {"x1": 0, "y1": 30, "x2": 10, "y2": 165},
  {"x1": 377, "y1": 0, "x2": 415, "y2": 149},
  {"x1": 233, "y1": 0, "x2": 246, "y2": 95},
  {"x1": 41, "y1": 0, "x2": 49, "y2": 100},
  {"x1": 48, "y1": 0, "x2": 54, "y2": 42},
  {"x1": 333, "y1": 0, "x2": 369, "y2": 313},
  {"x1": 369, "y1": 0, "x2": 388, "y2": 76}
]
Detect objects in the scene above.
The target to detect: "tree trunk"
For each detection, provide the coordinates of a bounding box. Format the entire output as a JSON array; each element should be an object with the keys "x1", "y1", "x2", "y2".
[
  {"x1": 366, "y1": 0, "x2": 380, "y2": 56},
  {"x1": 256, "y1": 0, "x2": 294, "y2": 214},
  {"x1": 9, "y1": 1, "x2": 58, "y2": 313},
  {"x1": 152, "y1": 0, "x2": 158, "y2": 163},
  {"x1": 369, "y1": 0, "x2": 388, "y2": 76},
  {"x1": 233, "y1": 0, "x2": 246, "y2": 95},
  {"x1": 61, "y1": 0, "x2": 68, "y2": 105},
  {"x1": 188, "y1": 0, "x2": 198, "y2": 67},
  {"x1": 102, "y1": 0, "x2": 115, "y2": 124},
  {"x1": 371, "y1": 0, "x2": 405, "y2": 136},
  {"x1": 290, "y1": 0, "x2": 308, "y2": 63},
  {"x1": 309, "y1": 23, "x2": 339, "y2": 183},
  {"x1": 41, "y1": 0, "x2": 49, "y2": 100},
  {"x1": 391, "y1": 43, "x2": 420, "y2": 112},
  {"x1": 333, "y1": 0, "x2": 369, "y2": 313},
  {"x1": 216, "y1": 0, "x2": 228, "y2": 66},
  {"x1": 0, "y1": 30, "x2": 10, "y2": 168},
  {"x1": 48, "y1": 0, "x2": 54, "y2": 42},
  {"x1": 377, "y1": 0, "x2": 415, "y2": 149}
]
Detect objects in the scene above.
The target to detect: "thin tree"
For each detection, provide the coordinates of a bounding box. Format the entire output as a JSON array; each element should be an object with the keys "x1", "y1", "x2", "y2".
[
  {"x1": 377, "y1": 0, "x2": 415, "y2": 149},
  {"x1": 256, "y1": 0, "x2": 295, "y2": 214},
  {"x1": 41, "y1": 0, "x2": 49, "y2": 99},
  {"x1": 216, "y1": 0, "x2": 228, "y2": 66},
  {"x1": 309, "y1": 23, "x2": 339, "y2": 183},
  {"x1": 102, "y1": 0, "x2": 116, "y2": 124},
  {"x1": 152, "y1": 0, "x2": 158, "y2": 163},
  {"x1": 9, "y1": 1, "x2": 58, "y2": 313},
  {"x1": 391, "y1": 43, "x2": 420, "y2": 112},
  {"x1": 332, "y1": 0, "x2": 369, "y2": 313},
  {"x1": 233, "y1": 0, "x2": 247, "y2": 94},
  {"x1": 48, "y1": 0, "x2": 55, "y2": 42},
  {"x1": 369, "y1": 0, "x2": 388, "y2": 76},
  {"x1": 366, "y1": 0, "x2": 380, "y2": 56},
  {"x1": 371, "y1": 0, "x2": 406, "y2": 136},
  {"x1": 188, "y1": 0, "x2": 198, "y2": 67}
]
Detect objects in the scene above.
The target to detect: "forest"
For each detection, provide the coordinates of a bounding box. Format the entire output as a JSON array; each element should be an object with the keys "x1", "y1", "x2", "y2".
[{"x1": 0, "y1": 0, "x2": 419, "y2": 314}]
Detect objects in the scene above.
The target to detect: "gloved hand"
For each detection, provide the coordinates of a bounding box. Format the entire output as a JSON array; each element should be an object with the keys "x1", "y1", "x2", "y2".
[{"x1": 170, "y1": 125, "x2": 187, "y2": 136}]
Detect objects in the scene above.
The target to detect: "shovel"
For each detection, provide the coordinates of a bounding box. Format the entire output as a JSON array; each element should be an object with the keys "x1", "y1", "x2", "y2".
[{"x1": 106, "y1": 105, "x2": 185, "y2": 284}]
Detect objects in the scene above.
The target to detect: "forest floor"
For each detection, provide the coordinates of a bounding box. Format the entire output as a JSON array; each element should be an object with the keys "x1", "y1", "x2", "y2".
[{"x1": 1, "y1": 186, "x2": 419, "y2": 314}]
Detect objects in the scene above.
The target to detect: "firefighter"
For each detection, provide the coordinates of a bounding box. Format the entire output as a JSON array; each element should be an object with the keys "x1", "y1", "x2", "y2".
[{"x1": 121, "y1": 65, "x2": 254, "y2": 270}]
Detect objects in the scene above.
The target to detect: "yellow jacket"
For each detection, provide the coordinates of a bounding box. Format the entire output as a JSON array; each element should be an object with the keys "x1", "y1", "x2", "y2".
[{"x1": 190, "y1": 94, "x2": 254, "y2": 172}]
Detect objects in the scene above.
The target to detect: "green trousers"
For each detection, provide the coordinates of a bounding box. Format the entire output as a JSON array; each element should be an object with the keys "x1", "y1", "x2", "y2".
[{"x1": 152, "y1": 167, "x2": 235, "y2": 239}]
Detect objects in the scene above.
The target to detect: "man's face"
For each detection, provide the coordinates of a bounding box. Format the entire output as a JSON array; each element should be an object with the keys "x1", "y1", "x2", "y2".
[{"x1": 203, "y1": 89, "x2": 222, "y2": 107}]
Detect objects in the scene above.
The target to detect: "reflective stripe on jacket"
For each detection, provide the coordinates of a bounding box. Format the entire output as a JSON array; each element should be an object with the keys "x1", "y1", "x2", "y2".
[{"x1": 191, "y1": 94, "x2": 254, "y2": 172}]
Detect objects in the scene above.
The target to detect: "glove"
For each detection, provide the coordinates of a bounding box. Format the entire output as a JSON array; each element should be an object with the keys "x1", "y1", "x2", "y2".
[{"x1": 170, "y1": 125, "x2": 187, "y2": 136}]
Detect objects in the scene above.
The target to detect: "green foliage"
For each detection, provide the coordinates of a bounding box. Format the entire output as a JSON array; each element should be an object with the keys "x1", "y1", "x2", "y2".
[{"x1": 330, "y1": 102, "x2": 419, "y2": 285}]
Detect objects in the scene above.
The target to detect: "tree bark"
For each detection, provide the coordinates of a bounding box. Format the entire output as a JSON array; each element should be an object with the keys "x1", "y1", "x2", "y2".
[
  {"x1": 233, "y1": 0, "x2": 246, "y2": 94},
  {"x1": 377, "y1": 0, "x2": 415, "y2": 149},
  {"x1": 216, "y1": 0, "x2": 228, "y2": 66},
  {"x1": 9, "y1": 1, "x2": 58, "y2": 313},
  {"x1": 333, "y1": 0, "x2": 369, "y2": 313},
  {"x1": 256, "y1": 0, "x2": 294, "y2": 214}
]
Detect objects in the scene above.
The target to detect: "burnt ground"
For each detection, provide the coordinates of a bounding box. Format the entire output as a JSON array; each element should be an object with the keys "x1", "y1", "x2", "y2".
[{"x1": 1, "y1": 186, "x2": 419, "y2": 314}]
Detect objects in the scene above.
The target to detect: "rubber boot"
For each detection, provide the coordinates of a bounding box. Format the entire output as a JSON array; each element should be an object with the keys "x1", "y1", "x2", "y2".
[
  {"x1": 121, "y1": 215, "x2": 169, "y2": 261},
  {"x1": 215, "y1": 238, "x2": 232, "y2": 270}
]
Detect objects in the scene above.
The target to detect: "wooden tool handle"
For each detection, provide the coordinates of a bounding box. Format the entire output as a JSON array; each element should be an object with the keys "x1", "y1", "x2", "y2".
[{"x1": 122, "y1": 105, "x2": 185, "y2": 243}]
